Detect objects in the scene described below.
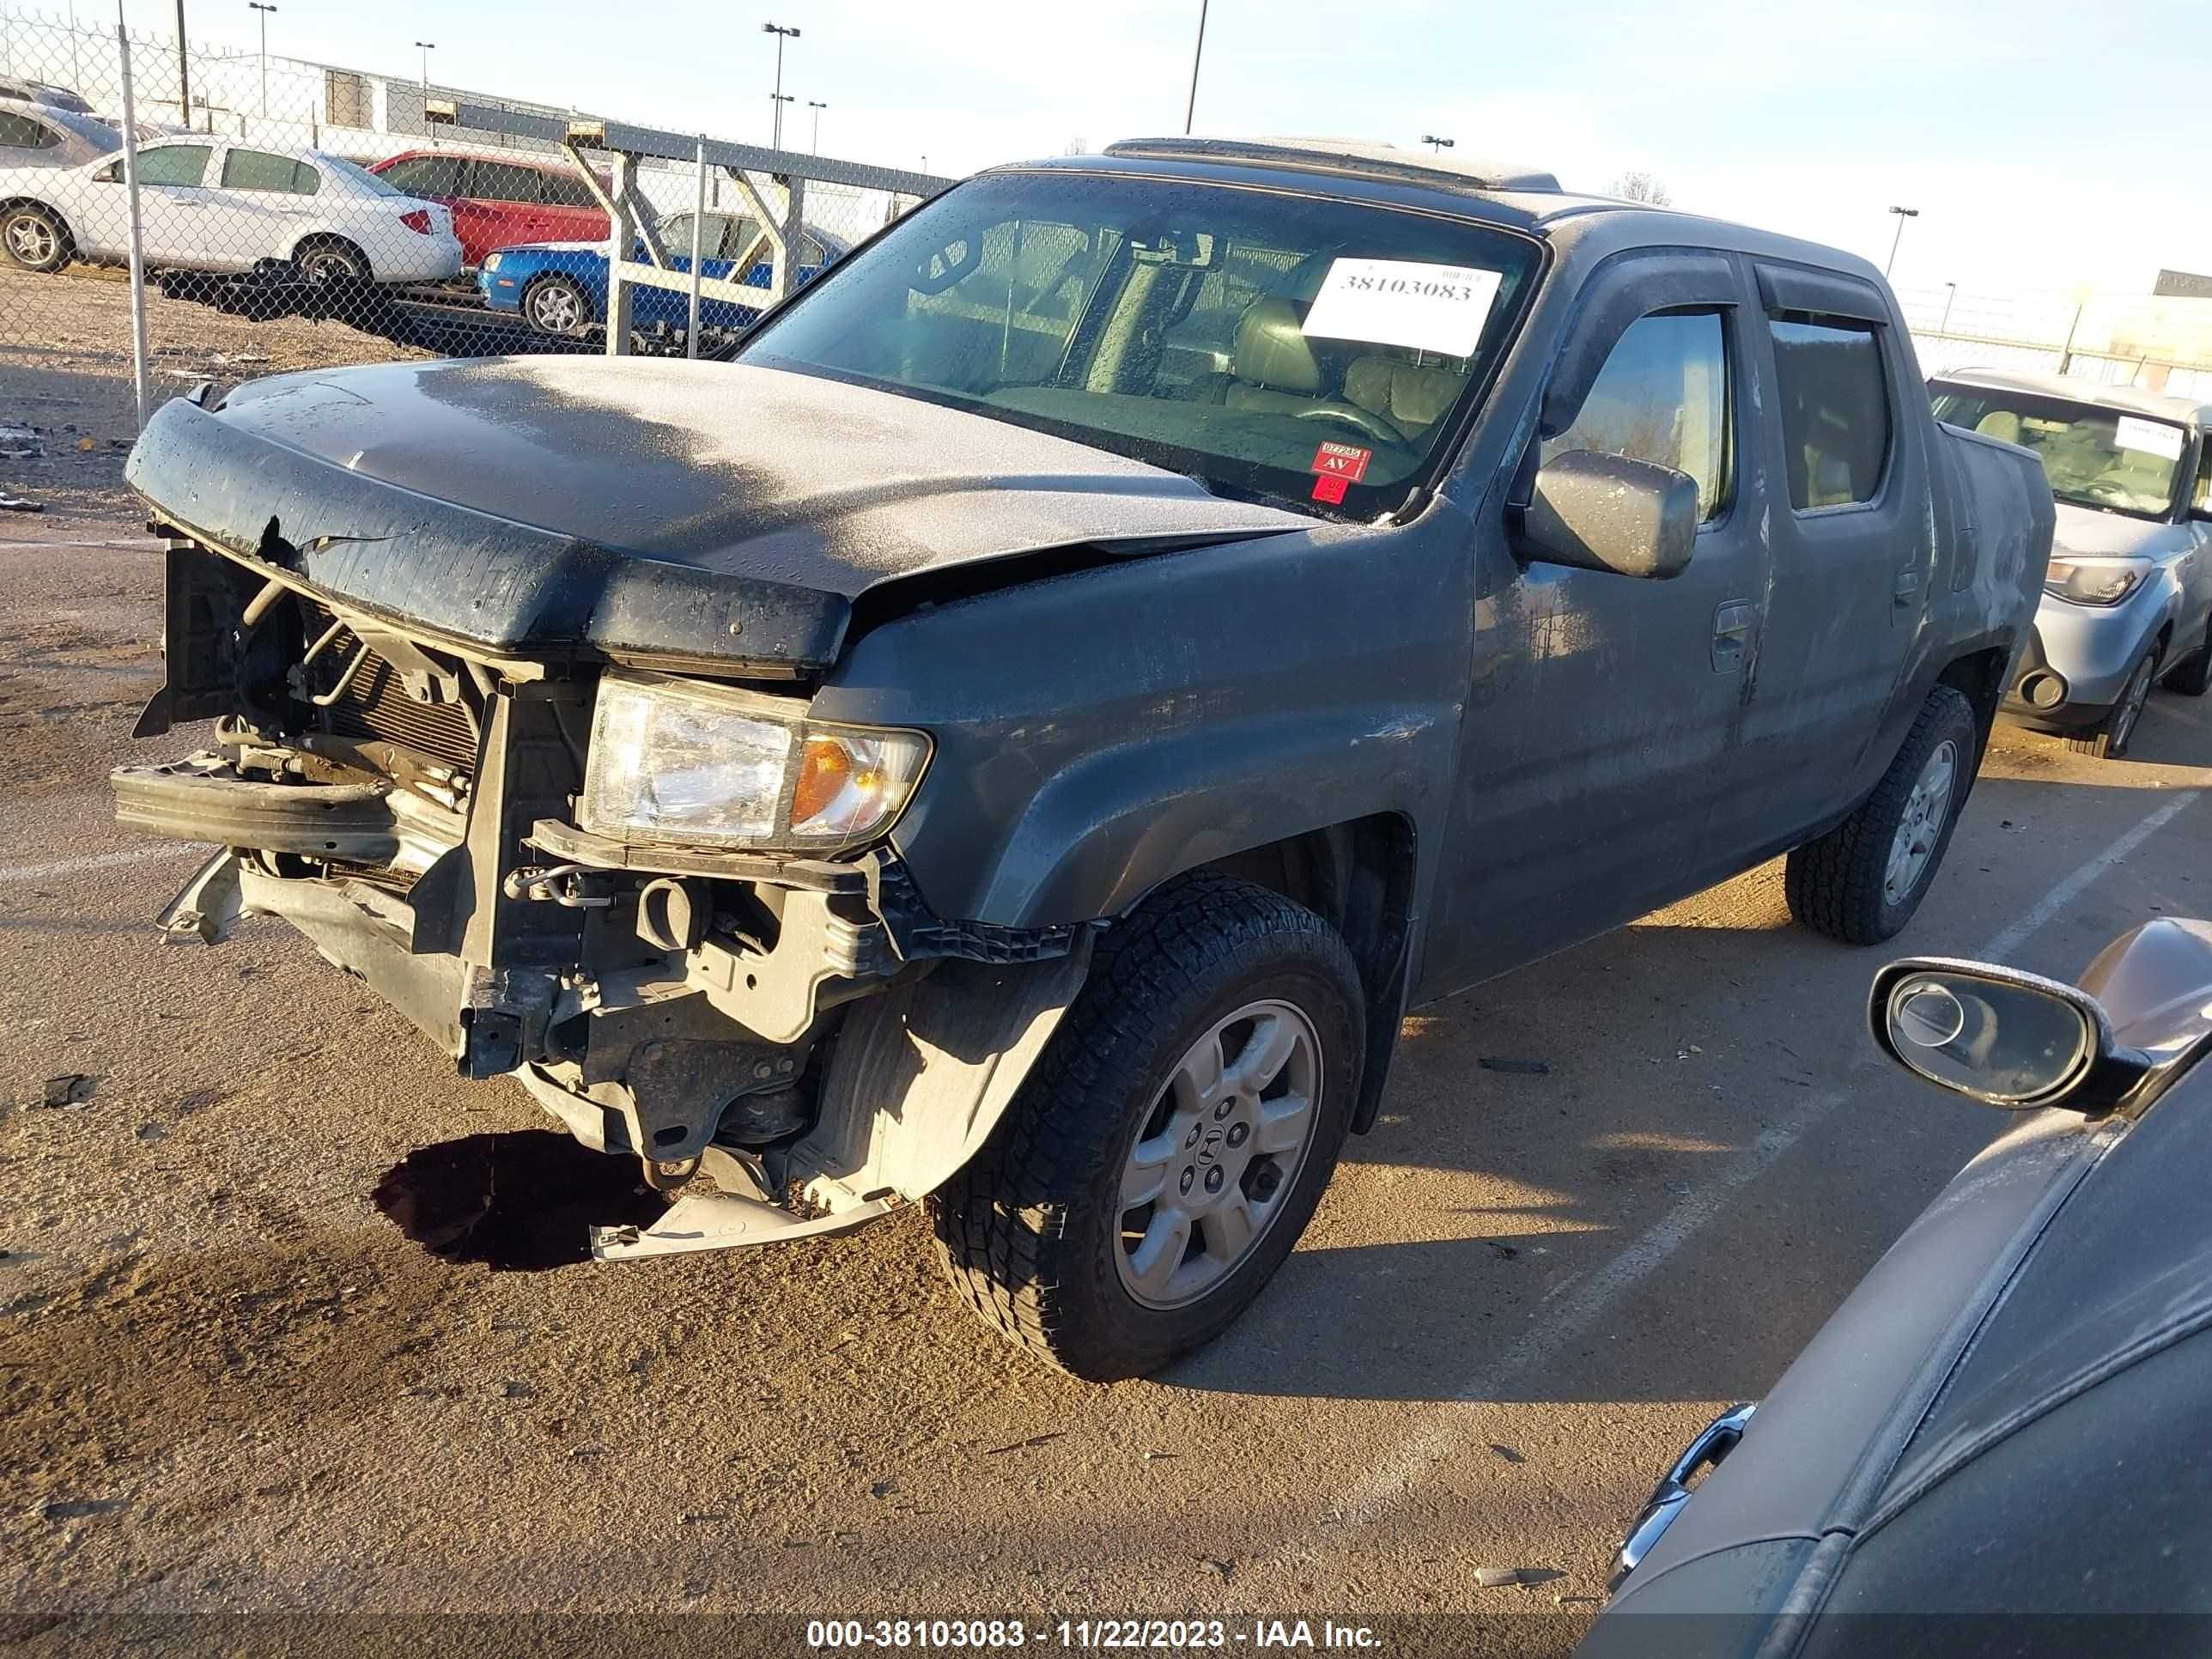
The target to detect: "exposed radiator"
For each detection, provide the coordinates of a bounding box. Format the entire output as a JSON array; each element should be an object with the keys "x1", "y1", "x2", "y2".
[{"x1": 301, "y1": 601, "x2": 481, "y2": 774}]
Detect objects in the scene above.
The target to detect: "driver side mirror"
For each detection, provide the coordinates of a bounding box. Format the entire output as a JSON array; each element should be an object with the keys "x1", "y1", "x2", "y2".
[
  {"x1": 1514, "y1": 449, "x2": 1698, "y2": 580},
  {"x1": 1870, "y1": 957, "x2": 2153, "y2": 1114}
]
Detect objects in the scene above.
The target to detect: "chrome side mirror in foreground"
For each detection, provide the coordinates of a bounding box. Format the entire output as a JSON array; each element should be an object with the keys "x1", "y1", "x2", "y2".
[{"x1": 1870, "y1": 957, "x2": 2152, "y2": 1114}]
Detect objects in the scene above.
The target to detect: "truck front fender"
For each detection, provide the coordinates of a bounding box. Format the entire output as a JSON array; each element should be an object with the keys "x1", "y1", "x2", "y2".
[{"x1": 957, "y1": 702, "x2": 1453, "y2": 929}]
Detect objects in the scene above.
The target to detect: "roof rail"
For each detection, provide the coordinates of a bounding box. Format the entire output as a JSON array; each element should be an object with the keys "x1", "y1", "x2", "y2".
[{"x1": 1102, "y1": 136, "x2": 1560, "y2": 194}]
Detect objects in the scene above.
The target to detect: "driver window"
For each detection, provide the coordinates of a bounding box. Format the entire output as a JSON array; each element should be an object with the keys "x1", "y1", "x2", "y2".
[
  {"x1": 1544, "y1": 310, "x2": 1731, "y2": 521},
  {"x1": 2197, "y1": 436, "x2": 2212, "y2": 517}
]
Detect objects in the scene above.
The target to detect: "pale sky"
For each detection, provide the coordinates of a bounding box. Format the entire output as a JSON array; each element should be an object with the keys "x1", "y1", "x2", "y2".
[{"x1": 106, "y1": 0, "x2": 2212, "y2": 299}]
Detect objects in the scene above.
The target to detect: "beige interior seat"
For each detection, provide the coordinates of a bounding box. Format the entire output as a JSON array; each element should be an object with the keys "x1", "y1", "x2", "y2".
[
  {"x1": 1221, "y1": 297, "x2": 1332, "y2": 417},
  {"x1": 1345, "y1": 354, "x2": 1468, "y2": 440},
  {"x1": 1974, "y1": 410, "x2": 2022, "y2": 445}
]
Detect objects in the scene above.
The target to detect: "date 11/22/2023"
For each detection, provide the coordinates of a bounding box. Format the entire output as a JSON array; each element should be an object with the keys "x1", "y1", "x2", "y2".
[{"x1": 803, "y1": 1617, "x2": 1382, "y2": 1650}]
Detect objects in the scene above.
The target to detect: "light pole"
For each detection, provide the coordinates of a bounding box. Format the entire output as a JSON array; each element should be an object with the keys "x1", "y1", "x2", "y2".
[
  {"x1": 1940, "y1": 280, "x2": 1957, "y2": 334},
  {"x1": 1182, "y1": 0, "x2": 1207, "y2": 134},
  {"x1": 807, "y1": 99, "x2": 826, "y2": 153},
  {"x1": 763, "y1": 21, "x2": 799, "y2": 148},
  {"x1": 413, "y1": 40, "x2": 433, "y2": 93},
  {"x1": 246, "y1": 2, "x2": 274, "y2": 118},
  {"x1": 1885, "y1": 204, "x2": 1919, "y2": 278},
  {"x1": 175, "y1": 0, "x2": 191, "y2": 129},
  {"x1": 1421, "y1": 134, "x2": 1454, "y2": 154}
]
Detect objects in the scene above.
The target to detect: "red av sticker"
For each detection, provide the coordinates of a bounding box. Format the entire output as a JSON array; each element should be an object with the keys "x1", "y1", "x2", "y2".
[
  {"x1": 1310, "y1": 472, "x2": 1350, "y2": 504},
  {"x1": 1311, "y1": 441, "x2": 1372, "y2": 483}
]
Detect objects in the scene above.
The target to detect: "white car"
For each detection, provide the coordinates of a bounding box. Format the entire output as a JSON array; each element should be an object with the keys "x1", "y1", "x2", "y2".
[{"x1": 0, "y1": 137, "x2": 462, "y2": 283}]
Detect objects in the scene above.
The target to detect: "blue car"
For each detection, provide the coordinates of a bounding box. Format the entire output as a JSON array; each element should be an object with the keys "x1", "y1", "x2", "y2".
[{"x1": 478, "y1": 209, "x2": 844, "y2": 339}]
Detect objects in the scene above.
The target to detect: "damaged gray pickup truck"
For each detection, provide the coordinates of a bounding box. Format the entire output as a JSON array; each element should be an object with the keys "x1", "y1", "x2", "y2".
[{"x1": 111, "y1": 137, "x2": 2054, "y2": 1379}]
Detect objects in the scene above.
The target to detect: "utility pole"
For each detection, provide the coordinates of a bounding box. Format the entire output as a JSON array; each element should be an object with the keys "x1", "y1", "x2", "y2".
[
  {"x1": 1940, "y1": 281, "x2": 1957, "y2": 334},
  {"x1": 807, "y1": 99, "x2": 826, "y2": 153},
  {"x1": 763, "y1": 21, "x2": 799, "y2": 148},
  {"x1": 1885, "y1": 204, "x2": 1919, "y2": 278},
  {"x1": 174, "y1": 0, "x2": 191, "y2": 129},
  {"x1": 1182, "y1": 0, "x2": 1207, "y2": 134},
  {"x1": 247, "y1": 2, "x2": 275, "y2": 118},
  {"x1": 1421, "y1": 134, "x2": 1454, "y2": 154},
  {"x1": 413, "y1": 39, "x2": 433, "y2": 93}
]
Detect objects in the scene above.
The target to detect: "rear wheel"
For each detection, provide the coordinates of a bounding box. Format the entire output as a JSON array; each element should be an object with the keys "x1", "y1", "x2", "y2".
[
  {"x1": 1785, "y1": 685, "x2": 1978, "y2": 945},
  {"x1": 0, "y1": 203, "x2": 70, "y2": 273},
  {"x1": 523, "y1": 274, "x2": 592, "y2": 337},
  {"x1": 2160, "y1": 616, "x2": 2212, "y2": 698},
  {"x1": 929, "y1": 875, "x2": 1362, "y2": 1381},
  {"x1": 2067, "y1": 645, "x2": 2160, "y2": 759},
  {"x1": 295, "y1": 237, "x2": 371, "y2": 282}
]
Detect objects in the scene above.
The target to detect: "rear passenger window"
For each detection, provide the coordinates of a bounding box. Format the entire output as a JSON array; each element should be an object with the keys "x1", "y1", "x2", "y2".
[
  {"x1": 1770, "y1": 318, "x2": 1891, "y2": 509},
  {"x1": 471, "y1": 161, "x2": 544, "y2": 204},
  {"x1": 538, "y1": 171, "x2": 599, "y2": 209},
  {"x1": 1543, "y1": 311, "x2": 1730, "y2": 521},
  {"x1": 0, "y1": 111, "x2": 60, "y2": 149},
  {"x1": 222, "y1": 149, "x2": 316, "y2": 194}
]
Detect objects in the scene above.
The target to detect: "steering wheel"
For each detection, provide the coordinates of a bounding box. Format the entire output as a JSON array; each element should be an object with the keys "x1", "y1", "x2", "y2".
[
  {"x1": 2081, "y1": 477, "x2": 2138, "y2": 507},
  {"x1": 1295, "y1": 404, "x2": 1406, "y2": 447}
]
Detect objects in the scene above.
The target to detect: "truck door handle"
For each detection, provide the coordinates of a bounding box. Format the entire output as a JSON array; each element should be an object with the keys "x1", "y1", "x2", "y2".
[
  {"x1": 1711, "y1": 600, "x2": 1755, "y2": 673},
  {"x1": 1894, "y1": 566, "x2": 1921, "y2": 607}
]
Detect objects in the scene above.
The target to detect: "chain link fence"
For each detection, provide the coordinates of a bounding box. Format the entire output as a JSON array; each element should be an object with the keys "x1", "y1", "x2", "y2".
[
  {"x1": 0, "y1": 7, "x2": 947, "y2": 473},
  {"x1": 1896, "y1": 283, "x2": 2212, "y2": 401}
]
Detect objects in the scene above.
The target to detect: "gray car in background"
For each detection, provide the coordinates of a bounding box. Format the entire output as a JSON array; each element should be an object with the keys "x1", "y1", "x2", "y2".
[
  {"x1": 1932, "y1": 369, "x2": 2212, "y2": 757},
  {"x1": 0, "y1": 94, "x2": 122, "y2": 171}
]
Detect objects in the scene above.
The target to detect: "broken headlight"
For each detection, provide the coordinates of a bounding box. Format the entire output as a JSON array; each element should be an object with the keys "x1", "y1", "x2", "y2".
[
  {"x1": 2044, "y1": 556, "x2": 2151, "y2": 607},
  {"x1": 578, "y1": 672, "x2": 929, "y2": 852}
]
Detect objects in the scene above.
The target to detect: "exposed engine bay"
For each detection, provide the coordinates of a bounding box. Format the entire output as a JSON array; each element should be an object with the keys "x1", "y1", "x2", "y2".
[{"x1": 116, "y1": 537, "x2": 1088, "y2": 1259}]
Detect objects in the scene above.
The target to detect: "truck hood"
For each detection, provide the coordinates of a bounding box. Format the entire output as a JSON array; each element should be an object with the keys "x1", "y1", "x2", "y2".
[
  {"x1": 125, "y1": 356, "x2": 1306, "y2": 675},
  {"x1": 2051, "y1": 501, "x2": 2191, "y2": 559}
]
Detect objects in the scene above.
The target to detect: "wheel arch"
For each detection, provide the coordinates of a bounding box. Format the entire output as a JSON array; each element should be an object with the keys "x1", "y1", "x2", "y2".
[
  {"x1": 288, "y1": 229, "x2": 371, "y2": 274},
  {"x1": 1179, "y1": 813, "x2": 1417, "y2": 1135}
]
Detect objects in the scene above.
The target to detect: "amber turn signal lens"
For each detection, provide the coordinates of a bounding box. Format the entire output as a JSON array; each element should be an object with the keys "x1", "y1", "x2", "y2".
[{"x1": 792, "y1": 736, "x2": 858, "y2": 826}]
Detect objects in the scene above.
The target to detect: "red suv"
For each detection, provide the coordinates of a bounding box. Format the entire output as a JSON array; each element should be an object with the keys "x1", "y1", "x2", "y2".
[{"x1": 368, "y1": 149, "x2": 608, "y2": 270}]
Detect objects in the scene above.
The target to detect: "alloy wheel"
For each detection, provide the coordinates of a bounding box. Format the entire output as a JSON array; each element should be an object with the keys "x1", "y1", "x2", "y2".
[
  {"x1": 1115, "y1": 998, "x2": 1322, "y2": 1310},
  {"x1": 530, "y1": 282, "x2": 584, "y2": 334},
  {"x1": 5, "y1": 214, "x2": 56, "y2": 266},
  {"x1": 1884, "y1": 738, "x2": 1957, "y2": 907},
  {"x1": 2112, "y1": 654, "x2": 2155, "y2": 754}
]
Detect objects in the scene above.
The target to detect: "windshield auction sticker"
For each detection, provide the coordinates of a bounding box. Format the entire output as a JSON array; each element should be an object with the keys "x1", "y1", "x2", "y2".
[
  {"x1": 1301, "y1": 258, "x2": 1503, "y2": 357},
  {"x1": 2113, "y1": 415, "x2": 2184, "y2": 461}
]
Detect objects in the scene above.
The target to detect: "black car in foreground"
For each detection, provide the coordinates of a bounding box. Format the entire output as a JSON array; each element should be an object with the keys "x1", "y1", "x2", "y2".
[{"x1": 1584, "y1": 916, "x2": 2212, "y2": 1656}]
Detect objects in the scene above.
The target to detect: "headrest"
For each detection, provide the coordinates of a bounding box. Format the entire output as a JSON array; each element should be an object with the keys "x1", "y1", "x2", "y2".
[
  {"x1": 1974, "y1": 410, "x2": 2022, "y2": 445},
  {"x1": 1233, "y1": 297, "x2": 1324, "y2": 394},
  {"x1": 1345, "y1": 356, "x2": 1468, "y2": 434}
]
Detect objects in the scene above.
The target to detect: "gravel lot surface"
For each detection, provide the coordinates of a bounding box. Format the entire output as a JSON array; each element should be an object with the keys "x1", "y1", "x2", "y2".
[{"x1": 3, "y1": 331, "x2": 2209, "y2": 1657}]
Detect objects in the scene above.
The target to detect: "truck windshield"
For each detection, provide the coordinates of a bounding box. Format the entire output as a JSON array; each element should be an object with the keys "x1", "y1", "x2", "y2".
[
  {"x1": 738, "y1": 168, "x2": 1541, "y2": 518},
  {"x1": 1930, "y1": 383, "x2": 2186, "y2": 520}
]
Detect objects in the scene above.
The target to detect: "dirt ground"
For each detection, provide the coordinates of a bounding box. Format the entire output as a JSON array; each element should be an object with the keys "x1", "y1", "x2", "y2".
[{"x1": 3, "y1": 331, "x2": 2211, "y2": 1658}]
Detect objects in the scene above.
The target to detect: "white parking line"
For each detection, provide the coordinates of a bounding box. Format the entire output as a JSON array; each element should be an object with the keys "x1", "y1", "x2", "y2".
[
  {"x1": 0, "y1": 843, "x2": 204, "y2": 884},
  {"x1": 1314, "y1": 783, "x2": 2207, "y2": 1539},
  {"x1": 1338, "y1": 1085, "x2": 1844, "y2": 1525},
  {"x1": 1980, "y1": 790, "x2": 2200, "y2": 961}
]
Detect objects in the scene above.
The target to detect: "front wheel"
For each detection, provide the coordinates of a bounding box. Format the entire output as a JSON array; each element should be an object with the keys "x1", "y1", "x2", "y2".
[
  {"x1": 1785, "y1": 685, "x2": 1979, "y2": 945},
  {"x1": 2067, "y1": 645, "x2": 2160, "y2": 759},
  {"x1": 0, "y1": 203, "x2": 70, "y2": 272},
  {"x1": 929, "y1": 876, "x2": 1363, "y2": 1381},
  {"x1": 523, "y1": 274, "x2": 592, "y2": 337}
]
